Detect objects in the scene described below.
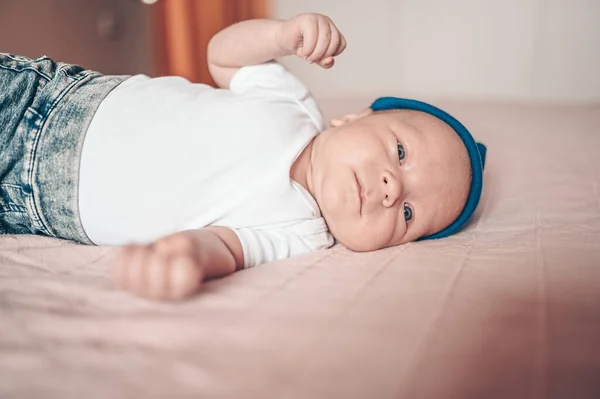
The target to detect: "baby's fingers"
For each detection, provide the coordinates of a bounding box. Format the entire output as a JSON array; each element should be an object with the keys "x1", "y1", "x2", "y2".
[
  {"x1": 322, "y1": 23, "x2": 343, "y2": 60},
  {"x1": 307, "y1": 18, "x2": 332, "y2": 62},
  {"x1": 317, "y1": 57, "x2": 335, "y2": 69},
  {"x1": 297, "y1": 16, "x2": 319, "y2": 60},
  {"x1": 144, "y1": 251, "x2": 169, "y2": 300},
  {"x1": 336, "y1": 32, "x2": 347, "y2": 57},
  {"x1": 166, "y1": 254, "x2": 204, "y2": 300},
  {"x1": 114, "y1": 244, "x2": 148, "y2": 296},
  {"x1": 113, "y1": 244, "x2": 203, "y2": 301}
]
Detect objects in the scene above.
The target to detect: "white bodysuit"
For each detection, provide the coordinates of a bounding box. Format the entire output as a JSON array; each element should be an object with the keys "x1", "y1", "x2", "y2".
[{"x1": 78, "y1": 62, "x2": 334, "y2": 268}]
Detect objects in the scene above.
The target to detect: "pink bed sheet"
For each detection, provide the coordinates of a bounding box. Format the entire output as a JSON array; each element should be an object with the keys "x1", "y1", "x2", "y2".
[{"x1": 1, "y1": 101, "x2": 599, "y2": 398}]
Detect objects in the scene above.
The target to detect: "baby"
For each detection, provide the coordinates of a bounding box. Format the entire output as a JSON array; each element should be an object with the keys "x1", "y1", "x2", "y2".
[{"x1": 0, "y1": 13, "x2": 485, "y2": 300}]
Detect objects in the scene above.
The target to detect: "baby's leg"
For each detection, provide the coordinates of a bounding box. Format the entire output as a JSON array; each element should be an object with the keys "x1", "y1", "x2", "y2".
[{"x1": 0, "y1": 53, "x2": 126, "y2": 242}]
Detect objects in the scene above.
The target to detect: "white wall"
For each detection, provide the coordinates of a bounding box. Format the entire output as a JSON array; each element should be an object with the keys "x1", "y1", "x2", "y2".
[
  {"x1": 273, "y1": 0, "x2": 600, "y2": 103},
  {"x1": 0, "y1": 0, "x2": 154, "y2": 75}
]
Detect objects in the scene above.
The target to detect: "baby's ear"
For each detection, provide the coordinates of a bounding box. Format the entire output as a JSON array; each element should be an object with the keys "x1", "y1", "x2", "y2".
[{"x1": 329, "y1": 108, "x2": 373, "y2": 127}]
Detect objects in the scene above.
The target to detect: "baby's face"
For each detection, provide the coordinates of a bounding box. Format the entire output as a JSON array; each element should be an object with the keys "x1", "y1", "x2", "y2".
[{"x1": 309, "y1": 109, "x2": 471, "y2": 252}]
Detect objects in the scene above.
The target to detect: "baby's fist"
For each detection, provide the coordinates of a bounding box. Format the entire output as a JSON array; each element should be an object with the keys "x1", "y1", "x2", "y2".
[
  {"x1": 277, "y1": 13, "x2": 346, "y2": 68},
  {"x1": 113, "y1": 232, "x2": 205, "y2": 301}
]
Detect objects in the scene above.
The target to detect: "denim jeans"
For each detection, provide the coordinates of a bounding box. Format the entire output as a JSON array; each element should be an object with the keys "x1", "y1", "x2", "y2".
[{"x1": 0, "y1": 53, "x2": 127, "y2": 243}]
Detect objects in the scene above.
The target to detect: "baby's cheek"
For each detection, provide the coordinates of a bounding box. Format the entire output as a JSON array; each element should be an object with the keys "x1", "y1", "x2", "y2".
[
  {"x1": 360, "y1": 217, "x2": 402, "y2": 251},
  {"x1": 384, "y1": 214, "x2": 412, "y2": 247}
]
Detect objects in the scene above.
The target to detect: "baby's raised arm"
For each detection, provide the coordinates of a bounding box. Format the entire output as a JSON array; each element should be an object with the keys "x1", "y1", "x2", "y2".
[{"x1": 207, "y1": 13, "x2": 346, "y2": 88}]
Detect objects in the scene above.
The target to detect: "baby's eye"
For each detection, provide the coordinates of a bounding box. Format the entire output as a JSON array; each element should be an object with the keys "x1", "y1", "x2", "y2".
[
  {"x1": 397, "y1": 143, "x2": 406, "y2": 161},
  {"x1": 403, "y1": 203, "x2": 413, "y2": 222}
]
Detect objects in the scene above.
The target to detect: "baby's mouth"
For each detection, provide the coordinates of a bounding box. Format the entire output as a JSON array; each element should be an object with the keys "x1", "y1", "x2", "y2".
[{"x1": 354, "y1": 173, "x2": 363, "y2": 216}]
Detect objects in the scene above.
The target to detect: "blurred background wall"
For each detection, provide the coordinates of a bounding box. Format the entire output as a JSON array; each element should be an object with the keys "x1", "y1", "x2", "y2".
[
  {"x1": 0, "y1": 0, "x2": 598, "y2": 104},
  {"x1": 0, "y1": 0, "x2": 154, "y2": 75},
  {"x1": 275, "y1": 0, "x2": 600, "y2": 103}
]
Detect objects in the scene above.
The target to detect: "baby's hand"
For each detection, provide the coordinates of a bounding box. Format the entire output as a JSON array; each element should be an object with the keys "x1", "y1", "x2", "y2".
[
  {"x1": 113, "y1": 232, "x2": 205, "y2": 301},
  {"x1": 276, "y1": 13, "x2": 347, "y2": 69}
]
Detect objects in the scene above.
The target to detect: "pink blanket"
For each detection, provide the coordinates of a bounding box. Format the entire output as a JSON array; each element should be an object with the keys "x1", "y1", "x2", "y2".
[{"x1": 1, "y1": 101, "x2": 599, "y2": 398}]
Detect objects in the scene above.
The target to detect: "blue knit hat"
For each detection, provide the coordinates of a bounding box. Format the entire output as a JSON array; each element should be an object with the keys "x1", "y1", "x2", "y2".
[{"x1": 370, "y1": 97, "x2": 487, "y2": 240}]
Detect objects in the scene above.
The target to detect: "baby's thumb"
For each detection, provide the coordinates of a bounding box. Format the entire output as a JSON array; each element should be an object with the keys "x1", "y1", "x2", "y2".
[{"x1": 318, "y1": 57, "x2": 335, "y2": 69}]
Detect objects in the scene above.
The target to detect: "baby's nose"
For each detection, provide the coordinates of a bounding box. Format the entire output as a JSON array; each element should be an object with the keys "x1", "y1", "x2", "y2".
[{"x1": 381, "y1": 171, "x2": 402, "y2": 208}]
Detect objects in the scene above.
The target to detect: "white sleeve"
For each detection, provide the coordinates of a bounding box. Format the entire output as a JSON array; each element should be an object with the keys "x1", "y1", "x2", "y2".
[
  {"x1": 229, "y1": 62, "x2": 324, "y2": 131},
  {"x1": 233, "y1": 221, "x2": 334, "y2": 268}
]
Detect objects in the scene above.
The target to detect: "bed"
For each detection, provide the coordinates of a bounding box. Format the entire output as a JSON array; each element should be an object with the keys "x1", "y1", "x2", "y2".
[{"x1": 1, "y1": 100, "x2": 599, "y2": 398}]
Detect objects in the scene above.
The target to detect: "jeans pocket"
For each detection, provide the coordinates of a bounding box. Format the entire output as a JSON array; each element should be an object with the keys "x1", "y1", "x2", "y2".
[{"x1": 0, "y1": 184, "x2": 33, "y2": 234}]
